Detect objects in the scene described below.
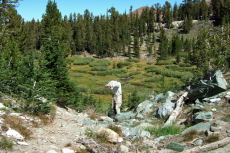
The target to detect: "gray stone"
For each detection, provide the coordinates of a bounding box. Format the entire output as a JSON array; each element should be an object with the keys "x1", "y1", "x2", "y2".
[
  {"x1": 120, "y1": 145, "x2": 129, "y2": 153},
  {"x1": 100, "y1": 116, "x2": 114, "y2": 123},
  {"x1": 193, "y1": 112, "x2": 213, "y2": 123},
  {"x1": 166, "y1": 142, "x2": 187, "y2": 152},
  {"x1": 135, "y1": 100, "x2": 154, "y2": 115},
  {"x1": 194, "y1": 104, "x2": 204, "y2": 111},
  {"x1": 97, "y1": 121, "x2": 109, "y2": 127},
  {"x1": 210, "y1": 98, "x2": 221, "y2": 103},
  {"x1": 193, "y1": 139, "x2": 203, "y2": 146},
  {"x1": 210, "y1": 126, "x2": 221, "y2": 132},
  {"x1": 155, "y1": 93, "x2": 166, "y2": 102},
  {"x1": 214, "y1": 120, "x2": 228, "y2": 126},
  {"x1": 188, "y1": 70, "x2": 227, "y2": 101},
  {"x1": 115, "y1": 112, "x2": 136, "y2": 122},
  {"x1": 135, "y1": 113, "x2": 145, "y2": 119},
  {"x1": 155, "y1": 99, "x2": 175, "y2": 118},
  {"x1": 226, "y1": 129, "x2": 230, "y2": 133},
  {"x1": 82, "y1": 118, "x2": 97, "y2": 125},
  {"x1": 121, "y1": 126, "x2": 150, "y2": 140},
  {"x1": 182, "y1": 122, "x2": 211, "y2": 135},
  {"x1": 166, "y1": 91, "x2": 176, "y2": 100},
  {"x1": 154, "y1": 135, "x2": 172, "y2": 141}
]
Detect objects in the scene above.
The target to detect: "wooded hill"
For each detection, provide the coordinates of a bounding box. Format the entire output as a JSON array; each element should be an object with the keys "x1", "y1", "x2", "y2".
[{"x1": 0, "y1": 0, "x2": 229, "y2": 115}]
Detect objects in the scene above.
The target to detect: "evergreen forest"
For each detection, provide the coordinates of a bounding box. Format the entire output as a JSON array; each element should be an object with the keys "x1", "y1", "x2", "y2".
[{"x1": 0, "y1": 0, "x2": 230, "y2": 115}]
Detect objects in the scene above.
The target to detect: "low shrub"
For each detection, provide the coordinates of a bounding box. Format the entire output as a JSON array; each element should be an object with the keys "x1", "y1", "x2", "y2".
[
  {"x1": 117, "y1": 61, "x2": 131, "y2": 68},
  {"x1": 156, "y1": 60, "x2": 174, "y2": 65},
  {"x1": 146, "y1": 125, "x2": 181, "y2": 136},
  {"x1": 91, "y1": 66, "x2": 108, "y2": 71}
]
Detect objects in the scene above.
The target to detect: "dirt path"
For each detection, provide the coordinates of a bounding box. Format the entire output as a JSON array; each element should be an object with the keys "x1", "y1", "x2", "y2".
[{"x1": 7, "y1": 106, "x2": 91, "y2": 153}]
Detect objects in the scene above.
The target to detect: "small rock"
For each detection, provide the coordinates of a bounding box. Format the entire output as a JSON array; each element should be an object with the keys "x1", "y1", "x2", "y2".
[
  {"x1": 17, "y1": 141, "x2": 29, "y2": 146},
  {"x1": 62, "y1": 148, "x2": 75, "y2": 153},
  {"x1": 6, "y1": 128, "x2": 24, "y2": 140},
  {"x1": 120, "y1": 144, "x2": 129, "y2": 153},
  {"x1": 47, "y1": 150, "x2": 58, "y2": 153},
  {"x1": 210, "y1": 126, "x2": 221, "y2": 132},
  {"x1": 166, "y1": 142, "x2": 187, "y2": 152},
  {"x1": 193, "y1": 139, "x2": 203, "y2": 146}
]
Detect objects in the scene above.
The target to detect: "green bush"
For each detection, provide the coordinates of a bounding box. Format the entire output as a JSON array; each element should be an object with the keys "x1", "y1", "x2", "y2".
[
  {"x1": 146, "y1": 125, "x2": 181, "y2": 136},
  {"x1": 129, "y1": 71, "x2": 141, "y2": 76},
  {"x1": 91, "y1": 66, "x2": 108, "y2": 71},
  {"x1": 165, "y1": 65, "x2": 179, "y2": 69},
  {"x1": 145, "y1": 66, "x2": 160, "y2": 73},
  {"x1": 156, "y1": 60, "x2": 174, "y2": 65},
  {"x1": 117, "y1": 61, "x2": 131, "y2": 68}
]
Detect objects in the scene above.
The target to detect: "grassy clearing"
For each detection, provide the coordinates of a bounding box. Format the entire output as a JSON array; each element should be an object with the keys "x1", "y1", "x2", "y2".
[{"x1": 68, "y1": 56, "x2": 197, "y2": 113}]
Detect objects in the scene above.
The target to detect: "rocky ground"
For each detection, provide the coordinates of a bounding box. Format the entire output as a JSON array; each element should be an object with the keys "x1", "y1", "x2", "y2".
[
  {"x1": 1, "y1": 71, "x2": 230, "y2": 153},
  {"x1": 0, "y1": 94, "x2": 230, "y2": 153}
]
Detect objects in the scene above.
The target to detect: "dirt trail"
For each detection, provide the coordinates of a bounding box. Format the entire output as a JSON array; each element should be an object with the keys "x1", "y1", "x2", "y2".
[{"x1": 7, "y1": 106, "x2": 90, "y2": 153}]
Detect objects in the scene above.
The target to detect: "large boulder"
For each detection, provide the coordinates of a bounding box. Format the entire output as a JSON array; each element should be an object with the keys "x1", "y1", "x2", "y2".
[
  {"x1": 188, "y1": 70, "x2": 227, "y2": 101},
  {"x1": 193, "y1": 111, "x2": 213, "y2": 123},
  {"x1": 154, "y1": 99, "x2": 175, "y2": 118},
  {"x1": 182, "y1": 122, "x2": 211, "y2": 135},
  {"x1": 121, "y1": 126, "x2": 151, "y2": 140},
  {"x1": 115, "y1": 112, "x2": 136, "y2": 122},
  {"x1": 135, "y1": 100, "x2": 155, "y2": 115}
]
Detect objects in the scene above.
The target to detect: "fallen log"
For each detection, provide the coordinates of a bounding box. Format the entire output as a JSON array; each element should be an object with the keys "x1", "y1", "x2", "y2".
[
  {"x1": 182, "y1": 137, "x2": 230, "y2": 153},
  {"x1": 164, "y1": 92, "x2": 188, "y2": 127}
]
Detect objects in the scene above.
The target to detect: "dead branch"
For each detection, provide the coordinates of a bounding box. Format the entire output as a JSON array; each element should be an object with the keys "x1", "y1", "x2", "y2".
[
  {"x1": 182, "y1": 137, "x2": 230, "y2": 153},
  {"x1": 164, "y1": 92, "x2": 188, "y2": 127}
]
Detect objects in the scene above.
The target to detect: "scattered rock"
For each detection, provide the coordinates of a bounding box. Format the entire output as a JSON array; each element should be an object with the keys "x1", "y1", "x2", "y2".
[{"x1": 166, "y1": 142, "x2": 187, "y2": 152}]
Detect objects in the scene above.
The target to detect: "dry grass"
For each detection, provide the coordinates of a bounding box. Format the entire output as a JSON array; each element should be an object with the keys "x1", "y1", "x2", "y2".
[
  {"x1": 107, "y1": 124, "x2": 123, "y2": 137},
  {"x1": 183, "y1": 130, "x2": 198, "y2": 141},
  {"x1": 206, "y1": 134, "x2": 220, "y2": 143},
  {"x1": 38, "y1": 106, "x2": 56, "y2": 125},
  {"x1": 2, "y1": 114, "x2": 33, "y2": 140}
]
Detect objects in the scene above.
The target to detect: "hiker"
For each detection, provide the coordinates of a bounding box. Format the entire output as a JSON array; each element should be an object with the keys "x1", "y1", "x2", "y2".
[{"x1": 105, "y1": 80, "x2": 122, "y2": 114}]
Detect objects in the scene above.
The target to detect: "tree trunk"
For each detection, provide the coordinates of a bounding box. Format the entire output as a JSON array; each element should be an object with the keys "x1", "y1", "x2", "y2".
[
  {"x1": 164, "y1": 92, "x2": 188, "y2": 127},
  {"x1": 182, "y1": 137, "x2": 230, "y2": 153}
]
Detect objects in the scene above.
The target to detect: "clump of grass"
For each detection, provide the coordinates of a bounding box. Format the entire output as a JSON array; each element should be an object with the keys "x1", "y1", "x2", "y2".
[
  {"x1": 206, "y1": 134, "x2": 220, "y2": 143},
  {"x1": 85, "y1": 128, "x2": 94, "y2": 138},
  {"x1": 95, "y1": 131, "x2": 109, "y2": 143},
  {"x1": 183, "y1": 130, "x2": 198, "y2": 141},
  {"x1": 107, "y1": 125, "x2": 123, "y2": 137},
  {"x1": 146, "y1": 125, "x2": 181, "y2": 136},
  {"x1": 0, "y1": 136, "x2": 13, "y2": 150},
  {"x1": 2, "y1": 115, "x2": 32, "y2": 140},
  {"x1": 221, "y1": 114, "x2": 230, "y2": 122}
]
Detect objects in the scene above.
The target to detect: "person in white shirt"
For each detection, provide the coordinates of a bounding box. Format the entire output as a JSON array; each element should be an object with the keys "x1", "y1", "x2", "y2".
[{"x1": 105, "y1": 80, "x2": 122, "y2": 114}]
